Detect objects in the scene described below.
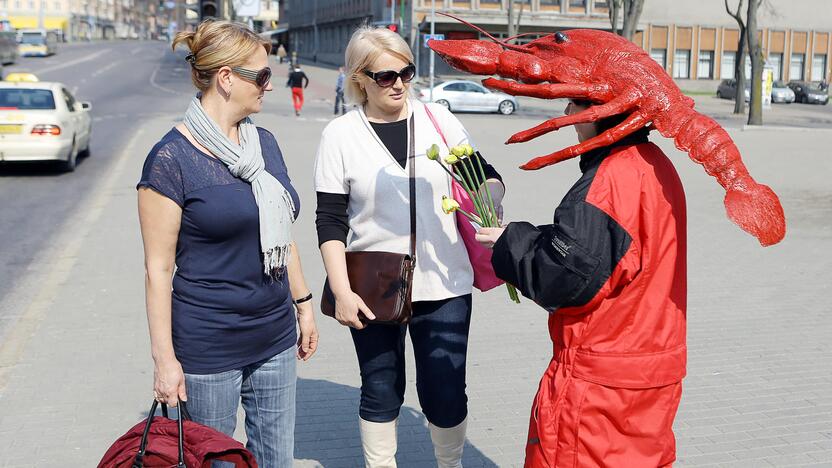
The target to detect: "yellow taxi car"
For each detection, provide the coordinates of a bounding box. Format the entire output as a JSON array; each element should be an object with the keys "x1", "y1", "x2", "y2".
[{"x1": 0, "y1": 73, "x2": 91, "y2": 171}]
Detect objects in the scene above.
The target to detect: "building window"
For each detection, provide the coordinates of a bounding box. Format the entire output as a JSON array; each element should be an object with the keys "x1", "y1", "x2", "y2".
[
  {"x1": 697, "y1": 51, "x2": 714, "y2": 79},
  {"x1": 790, "y1": 53, "x2": 805, "y2": 81},
  {"x1": 540, "y1": 0, "x2": 561, "y2": 7},
  {"x1": 812, "y1": 54, "x2": 827, "y2": 81},
  {"x1": 721, "y1": 52, "x2": 736, "y2": 79},
  {"x1": 28, "y1": 0, "x2": 34, "y2": 8},
  {"x1": 569, "y1": 0, "x2": 586, "y2": 7},
  {"x1": 650, "y1": 49, "x2": 666, "y2": 69},
  {"x1": 594, "y1": 0, "x2": 609, "y2": 9},
  {"x1": 479, "y1": 0, "x2": 501, "y2": 6},
  {"x1": 673, "y1": 50, "x2": 690, "y2": 78},
  {"x1": 768, "y1": 53, "x2": 783, "y2": 81}
]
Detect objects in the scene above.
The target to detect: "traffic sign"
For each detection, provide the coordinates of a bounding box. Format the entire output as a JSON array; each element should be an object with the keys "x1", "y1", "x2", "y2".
[{"x1": 423, "y1": 34, "x2": 444, "y2": 47}]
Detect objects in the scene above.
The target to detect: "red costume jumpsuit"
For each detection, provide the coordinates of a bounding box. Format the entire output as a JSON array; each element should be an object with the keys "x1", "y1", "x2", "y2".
[{"x1": 491, "y1": 140, "x2": 687, "y2": 467}]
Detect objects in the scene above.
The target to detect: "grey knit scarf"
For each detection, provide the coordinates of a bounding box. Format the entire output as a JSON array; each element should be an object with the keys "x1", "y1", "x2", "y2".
[{"x1": 184, "y1": 96, "x2": 295, "y2": 278}]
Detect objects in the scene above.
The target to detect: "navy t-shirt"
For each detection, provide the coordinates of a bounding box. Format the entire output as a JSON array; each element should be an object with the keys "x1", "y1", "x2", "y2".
[{"x1": 138, "y1": 127, "x2": 300, "y2": 374}]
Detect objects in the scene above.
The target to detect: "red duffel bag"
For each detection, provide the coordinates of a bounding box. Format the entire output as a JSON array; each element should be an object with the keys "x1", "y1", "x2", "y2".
[{"x1": 98, "y1": 399, "x2": 258, "y2": 468}]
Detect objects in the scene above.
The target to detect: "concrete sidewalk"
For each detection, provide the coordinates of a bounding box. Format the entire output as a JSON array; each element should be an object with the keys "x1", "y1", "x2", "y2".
[{"x1": 0, "y1": 53, "x2": 830, "y2": 467}]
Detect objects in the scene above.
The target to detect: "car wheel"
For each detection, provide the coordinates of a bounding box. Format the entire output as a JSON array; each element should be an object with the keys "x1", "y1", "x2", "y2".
[
  {"x1": 60, "y1": 139, "x2": 77, "y2": 172},
  {"x1": 436, "y1": 99, "x2": 450, "y2": 110},
  {"x1": 716, "y1": 91, "x2": 723, "y2": 98},
  {"x1": 498, "y1": 100, "x2": 515, "y2": 115}
]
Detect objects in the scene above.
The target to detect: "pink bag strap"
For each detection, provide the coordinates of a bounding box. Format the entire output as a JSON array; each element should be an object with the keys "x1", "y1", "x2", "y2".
[{"x1": 423, "y1": 104, "x2": 449, "y2": 148}]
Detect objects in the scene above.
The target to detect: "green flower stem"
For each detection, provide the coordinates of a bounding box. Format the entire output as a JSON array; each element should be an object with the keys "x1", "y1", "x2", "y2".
[
  {"x1": 473, "y1": 152, "x2": 499, "y2": 227},
  {"x1": 455, "y1": 161, "x2": 489, "y2": 226},
  {"x1": 434, "y1": 159, "x2": 465, "y2": 186},
  {"x1": 452, "y1": 163, "x2": 486, "y2": 223},
  {"x1": 507, "y1": 284, "x2": 520, "y2": 303},
  {"x1": 455, "y1": 207, "x2": 483, "y2": 226}
]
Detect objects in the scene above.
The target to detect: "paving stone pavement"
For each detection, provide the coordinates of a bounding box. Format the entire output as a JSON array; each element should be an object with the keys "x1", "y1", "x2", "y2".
[{"x1": 0, "y1": 60, "x2": 830, "y2": 467}]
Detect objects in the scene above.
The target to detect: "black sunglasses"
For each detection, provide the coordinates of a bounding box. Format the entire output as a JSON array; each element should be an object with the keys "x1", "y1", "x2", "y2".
[
  {"x1": 231, "y1": 66, "x2": 272, "y2": 88},
  {"x1": 363, "y1": 63, "x2": 416, "y2": 88}
]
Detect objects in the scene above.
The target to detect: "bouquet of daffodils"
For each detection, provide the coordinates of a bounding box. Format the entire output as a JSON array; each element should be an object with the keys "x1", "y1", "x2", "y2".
[{"x1": 427, "y1": 143, "x2": 520, "y2": 303}]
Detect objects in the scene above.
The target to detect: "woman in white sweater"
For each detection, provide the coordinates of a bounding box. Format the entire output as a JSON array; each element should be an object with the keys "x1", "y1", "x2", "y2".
[{"x1": 314, "y1": 26, "x2": 505, "y2": 468}]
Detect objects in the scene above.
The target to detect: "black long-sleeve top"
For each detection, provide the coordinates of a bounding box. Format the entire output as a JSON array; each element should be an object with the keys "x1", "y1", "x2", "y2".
[
  {"x1": 286, "y1": 70, "x2": 309, "y2": 88},
  {"x1": 315, "y1": 118, "x2": 503, "y2": 246}
]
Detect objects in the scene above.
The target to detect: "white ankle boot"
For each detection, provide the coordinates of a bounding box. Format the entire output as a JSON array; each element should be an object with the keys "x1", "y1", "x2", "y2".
[
  {"x1": 428, "y1": 417, "x2": 467, "y2": 468},
  {"x1": 359, "y1": 417, "x2": 398, "y2": 468}
]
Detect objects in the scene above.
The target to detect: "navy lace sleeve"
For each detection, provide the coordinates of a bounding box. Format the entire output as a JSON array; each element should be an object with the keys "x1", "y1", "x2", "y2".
[{"x1": 137, "y1": 142, "x2": 185, "y2": 207}]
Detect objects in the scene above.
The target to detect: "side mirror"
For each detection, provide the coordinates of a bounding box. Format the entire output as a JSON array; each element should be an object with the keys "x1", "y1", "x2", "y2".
[{"x1": 81, "y1": 101, "x2": 92, "y2": 111}]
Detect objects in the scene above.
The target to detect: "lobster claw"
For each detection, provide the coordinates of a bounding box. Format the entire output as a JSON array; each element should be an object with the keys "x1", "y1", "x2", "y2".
[{"x1": 428, "y1": 39, "x2": 502, "y2": 76}]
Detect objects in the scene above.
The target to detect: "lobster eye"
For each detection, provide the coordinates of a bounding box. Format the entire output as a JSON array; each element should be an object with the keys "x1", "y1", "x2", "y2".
[{"x1": 554, "y1": 32, "x2": 568, "y2": 44}]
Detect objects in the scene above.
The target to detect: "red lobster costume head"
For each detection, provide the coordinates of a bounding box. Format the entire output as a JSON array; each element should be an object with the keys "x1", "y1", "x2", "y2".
[{"x1": 428, "y1": 15, "x2": 786, "y2": 246}]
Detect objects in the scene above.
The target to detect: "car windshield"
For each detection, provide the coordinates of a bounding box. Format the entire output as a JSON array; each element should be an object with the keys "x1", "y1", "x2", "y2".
[
  {"x1": 0, "y1": 89, "x2": 56, "y2": 109},
  {"x1": 19, "y1": 33, "x2": 45, "y2": 45}
]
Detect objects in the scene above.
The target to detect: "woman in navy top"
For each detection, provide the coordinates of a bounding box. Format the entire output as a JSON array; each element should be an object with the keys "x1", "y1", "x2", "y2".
[{"x1": 137, "y1": 21, "x2": 318, "y2": 467}]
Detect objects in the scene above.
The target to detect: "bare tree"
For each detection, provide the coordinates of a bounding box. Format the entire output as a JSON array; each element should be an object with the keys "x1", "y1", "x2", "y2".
[
  {"x1": 507, "y1": 0, "x2": 528, "y2": 39},
  {"x1": 609, "y1": 0, "x2": 646, "y2": 41},
  {"x1": 725, "y1": 0, "x2": 747, "y2": 115},
  {"x1": 746, "y1": 0, "x2": 764, "y2": 125}
]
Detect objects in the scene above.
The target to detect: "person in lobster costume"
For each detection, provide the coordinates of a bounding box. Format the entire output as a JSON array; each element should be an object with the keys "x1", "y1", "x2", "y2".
[{"x1": 429, "y1": 17, "x2": 786, "y2": 468}]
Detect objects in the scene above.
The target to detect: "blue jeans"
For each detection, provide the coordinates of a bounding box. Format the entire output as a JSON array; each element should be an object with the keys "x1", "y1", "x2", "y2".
[
  {"x1": 184, "y1": 346, "x2": 296, "y2": 468},
  {"x1": 350, "y1": 294, "x2": 472, "y2": 428}
]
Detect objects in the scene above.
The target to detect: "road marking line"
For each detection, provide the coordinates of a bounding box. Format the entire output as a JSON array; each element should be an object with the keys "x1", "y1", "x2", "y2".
[
  {"x1": 35, "y1": 49, "x2": 110, "y2": 75},
  {"x1": 90, "y1": 60, "x2": 120, "y2": 78},
  {"x1": 0, "y1": 119, "x2": 154, "y2": 394},
  {"x1": 150, "y1": 63, "x2": 179, "y2": 95}
]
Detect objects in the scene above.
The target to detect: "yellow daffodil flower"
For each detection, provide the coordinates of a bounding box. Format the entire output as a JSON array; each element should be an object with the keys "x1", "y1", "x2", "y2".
[
  {"x1": 426, "y1": 144, "x2": 440, "y2": 161},
  {"x1": 450, "y1": 145, "x2": 466, "y2": 157},
  {"x1": 441, "y1": 196, "x2": 460, "y2": 214},
  {"x1": 444, "y1": 154, "x2": 459, "y2": 164}
]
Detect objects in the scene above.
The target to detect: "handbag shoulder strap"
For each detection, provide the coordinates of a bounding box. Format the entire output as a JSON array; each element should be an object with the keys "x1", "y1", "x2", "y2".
[
  {"x1": 408, "y1": 114, "x2": 416, "y2": 261},
  {"x1": 423, "y1": 103, "x2": 448, "y2": 148}
]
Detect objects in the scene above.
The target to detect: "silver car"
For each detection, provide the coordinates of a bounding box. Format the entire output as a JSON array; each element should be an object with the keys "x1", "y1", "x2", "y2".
[
  {"x1": 417, "y1": 80, "x2": 518, "y2": 115},
  {"x1": 771, "y1": 80, "x2": 795, "y2": 103}
]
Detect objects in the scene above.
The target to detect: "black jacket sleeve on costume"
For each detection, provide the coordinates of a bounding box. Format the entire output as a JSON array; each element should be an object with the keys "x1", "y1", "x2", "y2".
[
  {"x1": 491, "y1": 198, "x2": 632, "y2": 312},
  {"x1": 315, "y1": 192, "x2": 350, "y2": 246}
]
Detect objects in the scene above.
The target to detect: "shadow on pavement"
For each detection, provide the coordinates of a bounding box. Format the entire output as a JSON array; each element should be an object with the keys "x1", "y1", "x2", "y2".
[{"x1": 295, "y1": 378, "x2": 499, "y2": 467}]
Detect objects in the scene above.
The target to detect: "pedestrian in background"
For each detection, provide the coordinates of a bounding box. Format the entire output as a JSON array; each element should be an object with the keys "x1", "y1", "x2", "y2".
[
  {"x1": 276, "y1": 43, "x2": 287, "y2": 64},
  {"x1": 137, "y1": 19, "x2": 318, "y2": 467},
  {"x1": 334, "y1": 65, "x2": 346, "y2": 115},
  {"x1": 314, "y1": 25, "x2": 505, "y2": 468},
  {"x1": 287, "y1": 63, "x2": 308, "y2": 116}
]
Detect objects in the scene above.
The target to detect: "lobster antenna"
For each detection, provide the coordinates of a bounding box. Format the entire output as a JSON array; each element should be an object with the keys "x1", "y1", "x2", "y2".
[
  {"x1": 504, "y1": 31, "x2": 552, "y2": 43},
  {"x1": 437, "y1": 12, "x2": 529, "y2": 53}
]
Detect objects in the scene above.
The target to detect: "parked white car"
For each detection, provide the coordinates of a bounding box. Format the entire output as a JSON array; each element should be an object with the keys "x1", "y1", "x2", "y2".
[
  {"x1": 0, "y1": 73, "x2": 92, "y2": 171},
  {"x1": 417, "y1": 80, "x2": 518, "y2": 115}
]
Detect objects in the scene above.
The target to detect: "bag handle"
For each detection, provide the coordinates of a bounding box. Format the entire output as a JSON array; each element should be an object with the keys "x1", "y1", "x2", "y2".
[
  {"x1": 408, "y1": 114, "x2": 416, "y2": 262},
  {"x1": 423, "y1": 104, "x2": 448, "y2": 148},
  {"x1": 133, "y1": 399, "x2": 190, "y2": 468}
]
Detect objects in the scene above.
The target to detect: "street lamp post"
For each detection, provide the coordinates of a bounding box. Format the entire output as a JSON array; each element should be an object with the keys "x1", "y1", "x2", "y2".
[{"x1": 429, "y1": 0, "x2": 435, "y2": 102}]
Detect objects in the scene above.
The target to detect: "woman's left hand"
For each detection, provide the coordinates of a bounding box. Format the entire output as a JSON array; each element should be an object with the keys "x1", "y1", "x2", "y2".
[
  {"x1": 475, "y1": 227, "x2": 506, "y2": 249},
  {"x1": 296, "y1": 304, "x2": 319, "y2": 361},
  {"x1": 480, "y1": 181, "x2": 505, "y2": 225}
]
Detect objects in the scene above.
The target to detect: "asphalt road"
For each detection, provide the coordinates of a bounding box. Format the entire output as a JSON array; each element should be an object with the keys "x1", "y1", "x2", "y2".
[{"x1": 0, "y1": 40, "x2": 195, "y2": 311}]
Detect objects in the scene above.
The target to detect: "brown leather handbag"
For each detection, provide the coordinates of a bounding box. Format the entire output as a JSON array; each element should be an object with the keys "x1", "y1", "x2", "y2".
[{"x1": 320, "y1": 115, "x2": 416, "y2": 325}]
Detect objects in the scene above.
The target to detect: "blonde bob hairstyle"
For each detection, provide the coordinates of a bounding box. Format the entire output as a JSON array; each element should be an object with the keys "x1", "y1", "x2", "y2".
[
  {"x1": 344, "y1": 26, "x2": 414, "y2": 105},
  {"x1": 172, "y1": 19, "x2": 271, "y2": 93}
]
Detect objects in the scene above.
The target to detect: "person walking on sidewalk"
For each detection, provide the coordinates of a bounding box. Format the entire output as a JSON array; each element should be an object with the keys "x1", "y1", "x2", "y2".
[
  {"x1": 137, "y1": 20, "x2": 318, "y2": 468},
  {"x1": 334, "y1": 66, "x2": 346, "y2": 115},
  {"x1": 286, "y1": 64, "x2": 309, "y2": 116},
  {"x1": 314, "y1": 26, "x2": 505, "y2": 468},
  {"x1": 276, "y1": 43, "x2": 287, "y2": 64}
]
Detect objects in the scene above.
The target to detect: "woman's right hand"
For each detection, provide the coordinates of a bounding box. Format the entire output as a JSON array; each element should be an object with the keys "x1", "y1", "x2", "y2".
[
  {"x1": 334, "y1": 291, "x2": 376, "y2": 329},
  {"x1": 153, "y1": 357, "x2": 187, "y2": 407}
]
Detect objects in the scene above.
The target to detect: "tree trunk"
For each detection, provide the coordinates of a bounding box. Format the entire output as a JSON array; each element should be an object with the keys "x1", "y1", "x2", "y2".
[
  {"x1": 609, "y1": 0, "x2": 621, "y2": 35},
  {"x1": 734, "y1": 28, "x2": 747, "y2": 114},
  {"x1": 725, "y1": 0, "x2": 747, "y2": 114},
  {"x1": 515, "y1": 0, "x2": 525, "y2": 35},
  {"x1": 747, "y1": 0, "x2": 763, "y2": 125},
  {"x1": 621, "y1": 0, "x2": 645, "y2": 42},
  {"x1": 507, "y1": 0, "x2": 515, "y2": 39}
]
